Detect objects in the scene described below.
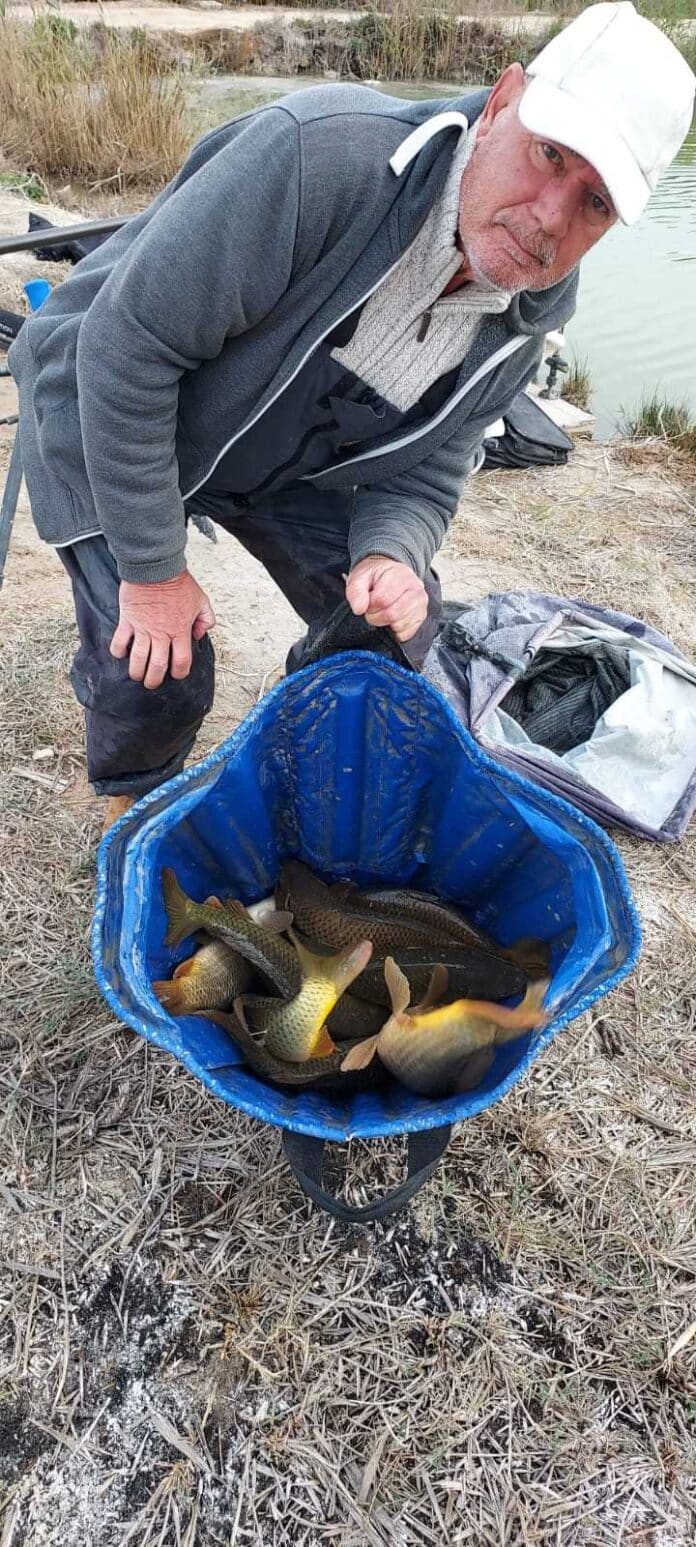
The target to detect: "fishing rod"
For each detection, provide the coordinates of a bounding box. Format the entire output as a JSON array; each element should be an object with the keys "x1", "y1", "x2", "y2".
[{"x1": 0, "y1": 215, "x2": 126, "y2": 257}]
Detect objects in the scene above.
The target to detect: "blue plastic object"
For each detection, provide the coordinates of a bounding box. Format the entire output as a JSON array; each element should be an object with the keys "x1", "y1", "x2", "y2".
[
  {"x1": 23, "y1": 278, "x2": 52, "y2": 312},
  {"x1": 93, "y1": 655, "x2": 641, "y2": 1142}
]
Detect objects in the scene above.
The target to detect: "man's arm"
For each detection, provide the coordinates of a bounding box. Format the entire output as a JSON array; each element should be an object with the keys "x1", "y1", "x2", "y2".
[
  {"x1": 345, "y1": 353, "x2": 544, "y2": 638},
  {"x1": 76, "y1": 107, "x2": 302, "y2": 585},
  {"x1": 348, "y1": 423, "x2": 488, "y2": 581}
]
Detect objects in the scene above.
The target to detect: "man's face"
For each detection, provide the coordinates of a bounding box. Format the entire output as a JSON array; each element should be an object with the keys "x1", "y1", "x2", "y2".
[{"x1": 458, "y1": 64, "x2": 618, "y2": 293}]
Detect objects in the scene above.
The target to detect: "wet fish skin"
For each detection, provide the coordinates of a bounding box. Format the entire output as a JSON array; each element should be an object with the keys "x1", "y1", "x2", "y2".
[
  {"x1": 242, "y1": 990, "x2": 386, "y2": 1043},
  {"x1": 239, "y1": 933, "x2": 374, "y2": 1063},
  {"x1": 152, "y1": 939, "x2": 252, "y2": 1014},
  {"x1": 332, "y1": 880, "x2": 502, "y2": 955},
  {"x1": 350, "y1": 946, "x2": 527, "y2": 1008},
  {"x1": 342, "y1": 958, "x2": 549, "y2": 1097},
  {"x1": 200, "y1": 1009, "x2": 347, "y2": 1086},
  {"x1": 277, "y1": 860, "x2": 456, "y2": 954},
  {"x1": 161, "y1": 868, "x2": 300, "y2": 998}
]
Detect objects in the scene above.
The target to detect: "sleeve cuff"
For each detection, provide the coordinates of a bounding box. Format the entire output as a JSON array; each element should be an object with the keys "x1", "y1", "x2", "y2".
[
  {"x1": 116, "y1": 549, "x2": 188, "y2": 584},
  {"x1": 348, "y1": 541, "x2": 422, "y2": 575}
]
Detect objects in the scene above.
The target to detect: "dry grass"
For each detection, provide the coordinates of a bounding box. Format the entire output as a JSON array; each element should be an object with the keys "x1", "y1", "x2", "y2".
[
  {"x1": 1, "y1": 436, "x2": 695, "y2": 1544},
  {"x1": 0, "y1": 18, "x2": 191, "y2": 191}
]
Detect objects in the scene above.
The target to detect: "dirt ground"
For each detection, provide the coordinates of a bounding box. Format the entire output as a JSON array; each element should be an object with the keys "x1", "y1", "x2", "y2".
[{"x1": 1, "y1": 196, "x2": 695, "y2": 1546}]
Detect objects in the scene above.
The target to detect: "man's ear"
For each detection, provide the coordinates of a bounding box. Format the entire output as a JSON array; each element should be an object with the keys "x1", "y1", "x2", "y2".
[{"x1": 476, "y1": 63, "x2": 526, "y2": 141}]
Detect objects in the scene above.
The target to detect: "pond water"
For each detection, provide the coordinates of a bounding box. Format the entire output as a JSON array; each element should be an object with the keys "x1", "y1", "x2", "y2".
[{"x1": 195, "y1": 75, "x2": 696, "y2": 436}]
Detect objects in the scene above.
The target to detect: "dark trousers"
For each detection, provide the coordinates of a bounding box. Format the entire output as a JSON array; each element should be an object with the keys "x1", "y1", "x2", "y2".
[{"x1": 58, "y1": 484, "x2": 442, "y2": 795}]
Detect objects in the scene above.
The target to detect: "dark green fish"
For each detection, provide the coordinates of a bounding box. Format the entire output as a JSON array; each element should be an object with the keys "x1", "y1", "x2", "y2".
[
  {"x1": 161, "y1": 868, "x2": 300, "y2": 998},
  {"x1": 197, "y1": 1009, "x2": 381, "y2": 1092},
  {"x1": 276, "y1": 861, "x2": 457, "y2": 954},
  {"x1": 350, "y1": 946, "x2": 527, "y2": 1008},
  {"x1": 331, "y1": 880, "x2": 503, "y2": 955}
]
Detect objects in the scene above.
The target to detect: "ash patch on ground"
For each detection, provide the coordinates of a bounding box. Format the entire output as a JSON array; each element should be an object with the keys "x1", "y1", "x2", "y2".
[
  {"x1": 0, "y1": 1395, "x2": 52, "y2": 1485},
  {"x1": 73, "y1": 1258, "x2": 198, "y2": 1406},
  {"x1": 366, "y1": 1196, "x2": 511, "y2": 1315}
]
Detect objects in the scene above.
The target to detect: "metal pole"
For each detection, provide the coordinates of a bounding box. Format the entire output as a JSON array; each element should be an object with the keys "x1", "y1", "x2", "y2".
[
  {"x1": 0, "y1": 433, "x2": 24, "y2": 591},
  {"x1": 0, "y1": 216, "x2": 126, "y2": 257}
]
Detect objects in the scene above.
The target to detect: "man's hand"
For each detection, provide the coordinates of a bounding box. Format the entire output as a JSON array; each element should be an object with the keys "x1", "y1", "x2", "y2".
[
  {"x1": 110, "y1": 571, "x2": 216, "y2": 690},
  {"x1": 345, "y1": 557, "x2": 428, "y2": 642}
]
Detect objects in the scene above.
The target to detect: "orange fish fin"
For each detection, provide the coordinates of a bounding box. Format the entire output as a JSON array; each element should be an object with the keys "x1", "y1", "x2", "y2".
[
  {"x1": 152, "y1": 979, "x2": 182, "y2": 1011},
  {"x1": 313, "y1": 1023, "x2": 338, "y2": 1058},
  {"x1": 203, "y1": 894, "x2": 224, "y2": 909},
  {"x1": 490, "y1": 977, "x2": 550, "y2": 1040},
  {"x1": 413, "y1": 963, "x2": 449, "y2": 1014},
  {"x1": 384, "y1": 956, "x2": 411, "y2": 1016},
  {"x1": 172, "y1": 956, "x2": 197, "y2": 980},
  {"x1": 340, "y1": 1035, "x2": 380, "y2": 1072},
  {"x1": 222, "y1": 898, "x2": 250, "y2": 918}
]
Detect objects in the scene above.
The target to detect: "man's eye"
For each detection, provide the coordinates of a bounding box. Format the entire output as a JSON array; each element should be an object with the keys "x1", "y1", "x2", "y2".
[
  {"x1": 541, "y1": 143, "x2": 563, "y2": 166},
  {"x1": 589, "y1": 192, "x2": 612, "y2": 220}
]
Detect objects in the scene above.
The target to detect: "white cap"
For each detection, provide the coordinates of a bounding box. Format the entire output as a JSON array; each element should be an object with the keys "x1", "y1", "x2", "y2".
[{"x1": 519, "y1": 2, "x2": 695, "y2": 224}]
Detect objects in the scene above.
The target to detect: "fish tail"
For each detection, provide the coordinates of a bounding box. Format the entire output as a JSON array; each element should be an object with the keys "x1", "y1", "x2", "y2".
[
  {"x1": 162, "y1": 868, "x2": 199, "y2": 947},
  {"x1": 384, "y1": 956, "x2": 411, "y2": 1015},
  {"x1": 289, "y1": 930, "x2": 373, "y2": 991},
  {"x1": 152, "y1": 978, "x2": 188, "y2": 1014},
  {"x1": 494, "y1": 977, "x2": 550, "y2": 1040},
  {"x1": 340, "y1": 1034, "x2": 380, "y2": 1072}
]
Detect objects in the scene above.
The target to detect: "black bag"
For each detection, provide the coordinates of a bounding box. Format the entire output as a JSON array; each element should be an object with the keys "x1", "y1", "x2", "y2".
[{"x1": 483, "y1": 391, "x2": 573, "y2": 470}]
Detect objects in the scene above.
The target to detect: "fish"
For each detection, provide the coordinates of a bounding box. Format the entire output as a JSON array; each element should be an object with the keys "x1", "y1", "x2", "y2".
[
  {"x1": 350, "y1": 946, "x2": 527, "y2": 1008},
  {"x1": 237, "y1": 932, "x2": 374, "y2": 1062},
  {"x1": 276, "y1": 861, "x2": 459, "y2": 955},
  {"x1": 341, "y1": 957, "x2": 550, "y2": 1097},
  {"x1": 161, "y1": 868, "x2": 300, "y2": 998},
  {"x1": 330, "y1": 879, "x2": 504, "y2": 955},
  {"x1": 242, "y1": 986, "x2": 386, "y2": 1042},
  {"x1": 199, "y1": 1008, "x2": 347, "y2": 1086},
  {"x1": 152, "y1": 939, "x2": 252, "y2": 1014}
]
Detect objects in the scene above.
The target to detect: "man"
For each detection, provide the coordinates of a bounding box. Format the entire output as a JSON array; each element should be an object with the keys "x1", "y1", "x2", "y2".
[{"x1": 9, "y1": 3, "x2": 694, "y2": 830}]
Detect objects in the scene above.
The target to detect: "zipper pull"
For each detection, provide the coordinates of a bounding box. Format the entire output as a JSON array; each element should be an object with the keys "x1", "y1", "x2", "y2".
[{"x1": 416, "y1": 308, "x2": 433, "y2": 343}]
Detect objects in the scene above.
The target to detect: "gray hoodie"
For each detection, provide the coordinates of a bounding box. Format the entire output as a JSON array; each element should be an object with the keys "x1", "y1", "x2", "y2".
[{"x1": 9, "y1": 85, "x2": 578, "y2": 584}]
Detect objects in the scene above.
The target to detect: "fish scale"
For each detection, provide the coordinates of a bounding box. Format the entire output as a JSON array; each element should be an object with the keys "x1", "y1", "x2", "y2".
[{"x1": 336, "y1": 882, "x2": 502, "y2": 955}]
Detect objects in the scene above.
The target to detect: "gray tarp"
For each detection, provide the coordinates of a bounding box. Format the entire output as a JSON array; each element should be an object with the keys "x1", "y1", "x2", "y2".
[{"x1": 423, "y1": 592, "x2": 696, "y2": 842}]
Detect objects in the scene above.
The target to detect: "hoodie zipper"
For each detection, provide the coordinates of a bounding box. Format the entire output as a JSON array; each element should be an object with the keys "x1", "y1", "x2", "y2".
[
  {"x1": 182, "y1": 255, "x2": 406, "y2": 502},
  {"x1": 305, "y1": 334, "x2": 529, "y2": 480}
]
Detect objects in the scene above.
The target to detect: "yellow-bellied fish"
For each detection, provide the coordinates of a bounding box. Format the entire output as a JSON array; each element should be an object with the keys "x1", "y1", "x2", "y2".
[
  {"x1": 342, "y1": 958, "x2": 549, "y2": 1096},
  {"x1": 237, "y1": 932, "x2": 374, "y2": 1063},
  {"x1": 152, "y1": 939, "x2": 252, "y2": 1014}
]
